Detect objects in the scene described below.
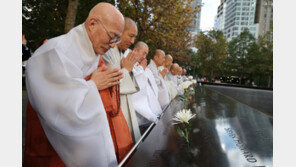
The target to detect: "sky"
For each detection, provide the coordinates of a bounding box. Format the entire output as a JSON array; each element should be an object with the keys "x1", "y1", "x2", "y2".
[{"x1": 199, "y1": 0, "x2": 220, "y2": 31}]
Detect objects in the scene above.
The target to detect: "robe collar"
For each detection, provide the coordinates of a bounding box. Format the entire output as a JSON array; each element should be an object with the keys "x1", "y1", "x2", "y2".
[{"x1": 149, "y1": 59, "x2": 157, "y2": 69}]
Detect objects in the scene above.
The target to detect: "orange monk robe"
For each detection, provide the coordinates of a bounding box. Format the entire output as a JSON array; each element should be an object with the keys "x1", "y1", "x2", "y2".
[
  {"x1": 85, "y1": 56, "x2": 134, "y2": 162},
  {"x1": 23, "y1": 102, "x2": 65, "y2": 167},
  {"x1": 23, "y1": 56, "x2": 133, "y2": 166}
]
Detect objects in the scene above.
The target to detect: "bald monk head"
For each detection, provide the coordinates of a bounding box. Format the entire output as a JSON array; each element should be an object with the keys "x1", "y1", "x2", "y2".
[
  {"x1": 84, "y1": 2, "x2": 124, "y2": 55},
  {"x1": 171, "y1": 63, "x2": 179, "y2": 75},
  {"x1": 117, "y1": 17, "x2": 138, "y2": 51},
  {"x1": 153, "y1": 49, "x2": 165, "y2": 67},
  {"x1": 133, "y1": 41, "x2": 149, "y2": 62},
  {"x1": 178, "y1": 67, "x2": 183, "y2": 75},
  {"x1": 182, "y1": 69, "x2": 187, "y2": 76},
  {"x1": 164, "y1": 54, "x2": 173, "y2": 70}
]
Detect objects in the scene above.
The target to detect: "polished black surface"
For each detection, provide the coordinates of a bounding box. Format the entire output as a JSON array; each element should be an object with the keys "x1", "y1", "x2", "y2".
[
  {"x1": 204, "y1": 85, "x2": 273, "y2": 116},
  {"x1": 125, "y1": 85, "x2": 273, "y2": 167}
]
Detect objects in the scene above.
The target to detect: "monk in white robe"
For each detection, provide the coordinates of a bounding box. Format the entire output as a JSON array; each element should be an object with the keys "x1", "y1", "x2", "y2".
[
  {"x1": 166, "y1": 63, "x2": 184, "y2": 96},
  {"x1": 128, "y1": 42, "x2": 162, "y2": 133},
  {"x1": 103, "y1": 17, "x2": 142, "y2": 142},
  {"x1": 182, "y1": 69, "x2": 187, "y2": 82},
  {"x1": 147, "y1": 49, "x2": 170, "y2": 108},
  {"x1": 163, "y1": 54, "x2": 178, "y2": 100},
  {"x1": 24, "y1": 3, "x2": 131, "y2": 166},
  {"x1": 177, "y1": 67, "x2": 184, "y2": 85}
]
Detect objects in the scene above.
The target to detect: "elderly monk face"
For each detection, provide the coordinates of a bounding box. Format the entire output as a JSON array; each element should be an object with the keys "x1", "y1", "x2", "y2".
[
  {"x1": 154, "y1": 51, "x2": 165, "y2": 67},
  {"x1": 164, "y1": 55, "x2": 173, "y2": 69},
  {"x1": 92, "y1": 19, "x2": 124, "y2": 55},
  {"x1": 86, "y1": 3, "x2": 124, "y2": 55},
  {"x1": 171, "y1": 64, "x2": 179, "y2": 75},
  {"x1": 135, "y1": 46, "x2": 148, "y2": 63},
  {"x1": 179, "y1": 68, "x2": 183, "y2": 75},
  {"x1": 182, "y1": 69, "x2": 186, "y2": 75},
  {"x1": 119, "y1": 24, "x2": 138, "y2": 51}
]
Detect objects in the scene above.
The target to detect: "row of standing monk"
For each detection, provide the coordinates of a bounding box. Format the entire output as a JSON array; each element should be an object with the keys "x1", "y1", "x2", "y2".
[{"x1": 23, "y1": 2, "x2": 190, "y2": 167}]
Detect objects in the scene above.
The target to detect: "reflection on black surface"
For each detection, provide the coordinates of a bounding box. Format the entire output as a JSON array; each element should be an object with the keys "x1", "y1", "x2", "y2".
[{"x1": 125, "y1": 85, "x2": 273, "y2": 167}]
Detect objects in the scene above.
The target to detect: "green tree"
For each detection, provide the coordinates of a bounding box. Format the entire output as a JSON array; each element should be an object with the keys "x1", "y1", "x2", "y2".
[
  {"x1": 258, "y1": 27, "x2": 273, "y2": 87},
  {"x1": 226, "y1": 28, "x2": 257, "y2": 84},
  {"x1": 193, "y1": 30, "x2": 227, "y2": 80},
  {"x1": 22, "y1": 0, "x2": 113, "y2": 51},
  {"x1": 117, "y1": 0, "x2": 201, "y2": 66}
]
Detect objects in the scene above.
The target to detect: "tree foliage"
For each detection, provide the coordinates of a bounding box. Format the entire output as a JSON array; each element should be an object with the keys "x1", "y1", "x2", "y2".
[
  {"x1": 193, "y1": 30, "x2": 227, "y2": 80},
  {"x1": 191, "y1": 28, "x2": 273, "y2": 88},
  {"x1": 226, "y1": 28, "x2": 258, "y2": 83},
  {"x1": 117, "y1": 0, "x2": 201, "y2": 66},
  {"x1": 22, "y1": 0, "x2": 113, "y2": 51}
]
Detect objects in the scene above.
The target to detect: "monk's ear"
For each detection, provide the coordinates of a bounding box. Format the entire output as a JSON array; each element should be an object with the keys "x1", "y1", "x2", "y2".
[{"x1": 88, "y1": 18, "x2": 98, "y2": 32}]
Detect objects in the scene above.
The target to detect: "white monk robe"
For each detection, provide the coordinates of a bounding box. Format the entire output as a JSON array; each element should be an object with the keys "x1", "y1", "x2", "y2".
[
  {"x1": 166, "y1": 71, "x2": 184, "y2": 95},
  {"x1": 145, "y1": 68, "x2": 163, "y2": 116},
  {"x1": 25, "y1": 24, "x2": 117, "y2": 167},
  {"x1": 181, "y1": 75, "x2": 187, "y2": 82},
  {"x1": 103, "y1": 47, "x2": 141, "y2": 142},
  {"x1": 147, "y1": 60, "x2": 170, "y2": 108},
  {"x1": 117, "y1": 50, "x2": 162, "y2": 126},
  {"x1": 131, "y1": 65, "x2": 159, "y2": 126},
  {"x1": 164, "y1": 71, "x2": 178, "y2": 100}
]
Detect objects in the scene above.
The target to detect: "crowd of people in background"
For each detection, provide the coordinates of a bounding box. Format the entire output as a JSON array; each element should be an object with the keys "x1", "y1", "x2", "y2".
[{"x1": 22, "y1": 2, "x2": 195, "y2": 167}]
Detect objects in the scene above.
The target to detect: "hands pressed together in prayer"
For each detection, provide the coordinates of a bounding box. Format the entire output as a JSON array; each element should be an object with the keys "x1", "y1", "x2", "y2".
[
  {"x1": 140, "y1": 59, "x2": 147, "y2": 70},
  {"x1": 91, "y1": 64, "x2": 123, "y2": 90},
  {"x1": 121, "y1": 51, "x2": 137, "y2": 72},
  {"x1": 159, "y1": 68, "x2": 168, "y2": 78}
]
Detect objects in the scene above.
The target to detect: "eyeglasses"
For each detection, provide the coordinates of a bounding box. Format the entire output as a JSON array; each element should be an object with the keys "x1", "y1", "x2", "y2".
[{"x1": 96, "y1": 19, "x2": 121, "y2": 45}]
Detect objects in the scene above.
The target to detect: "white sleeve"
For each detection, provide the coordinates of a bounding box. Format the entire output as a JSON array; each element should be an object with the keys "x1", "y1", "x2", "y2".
[
  {"x1": 148, "y1": 66, "x2": 161, "y2": 88},
  {"x1": 26, "y1": 49, "x2": 117, "y2": 167},
  {"x1": 119, "y1": 68, "x2": 138, "y2": 94}
]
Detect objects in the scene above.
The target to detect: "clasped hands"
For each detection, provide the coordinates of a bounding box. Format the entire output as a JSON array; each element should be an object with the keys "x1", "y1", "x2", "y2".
[
  {"x1": 159, "y1": 68, "x2": 168, "y2": 78},
  {"x1": 121, "y1": 51, "x2": 137, "y2": 72},
  {"x1": 91, "y1": 65, "x2": 123, "y2": 90}
]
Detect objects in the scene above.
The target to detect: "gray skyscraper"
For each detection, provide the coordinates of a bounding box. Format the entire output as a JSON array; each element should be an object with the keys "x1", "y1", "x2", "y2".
[
  {"x1": 189, "y1": 0, "x2": 202, "y2": 36},
  {"x1": 215, "y1": 0, "x2": 259, "y2": 41},
  {"x1": 254, "y1": 0, "x2": 273, "y2": 36}
]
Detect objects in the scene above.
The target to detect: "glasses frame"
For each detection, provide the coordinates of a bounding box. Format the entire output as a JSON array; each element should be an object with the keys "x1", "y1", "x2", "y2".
[{"x1": 96, "y1": 19, "x2": 121, "y2": 45}]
